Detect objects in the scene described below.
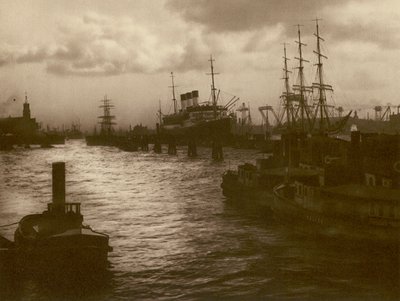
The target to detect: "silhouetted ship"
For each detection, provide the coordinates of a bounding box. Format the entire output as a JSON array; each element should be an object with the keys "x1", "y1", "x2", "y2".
[
  {"x1": 86, "y1": 95, "x2": 117, "y2": 146},
  {"x1": 13, "y1": 162, "x2": 112, "y2": 270},
  {"x1": 65, "y1": 122, "x2": 83, "y2": 139},
  {"x1": 222, "y1": 20, "x2": 400, "y2": 243},
  {"x1": 222, "y1": 20, "x2": 351, "y2": 208},
  {"x1": 160, "y1": 56, "x2": 236, "y2": 140},
  {"x1": 273, "y1": 131, "x2": 400, "y2": 244}
]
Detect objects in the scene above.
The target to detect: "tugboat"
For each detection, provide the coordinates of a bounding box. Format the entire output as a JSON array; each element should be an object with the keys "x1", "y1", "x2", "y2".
[{"x1": 13, "y1": 162, "x2": 112, "y2": 270}]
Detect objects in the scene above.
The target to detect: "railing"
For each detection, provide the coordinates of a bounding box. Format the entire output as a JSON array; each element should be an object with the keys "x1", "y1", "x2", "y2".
[{"x1": 48, "y1": 202, "x2": 81, "y2": 215}]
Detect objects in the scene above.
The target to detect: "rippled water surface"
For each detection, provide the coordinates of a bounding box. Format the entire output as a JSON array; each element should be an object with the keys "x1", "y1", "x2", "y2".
[{"x1": 0, "y1": 140, "x2": 399, "y2": 300}]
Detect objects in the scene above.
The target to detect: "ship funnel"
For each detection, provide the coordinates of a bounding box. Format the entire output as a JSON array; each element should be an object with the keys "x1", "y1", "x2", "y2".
[
  {"x1": 186, "y1": 92, "x2": 193, "y2": 108},
  {"x1": 52, "y1": 162, "x2": 66, "y2": 206},
  {"x1": 192, "y1": 90, "x2": 199, "y2": 106},
  {"x1": 180, "y1": 94, "x2": 187, "y2": 111}
]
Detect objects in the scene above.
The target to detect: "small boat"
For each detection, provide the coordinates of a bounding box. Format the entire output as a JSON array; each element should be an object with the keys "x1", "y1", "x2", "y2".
[{"x1": 13, "y1": 162, "x2": 112, "y2": 271}]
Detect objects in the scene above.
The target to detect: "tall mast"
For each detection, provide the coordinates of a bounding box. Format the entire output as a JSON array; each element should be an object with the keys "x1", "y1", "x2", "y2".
[
  {"x1": 282, "y1": 43, "x2": 292, "y2": 129},
  {"x1": 208, "y1": 55, "x2": 219, "y2": 119},
  {"x1": 169, "y1": 72, "x2": 177, "y2": 114},
  {"x1": 312, "y1": 18, "x2": 333, "y2": 133},
  {"x1": 98, "y1": 95, "x2": 115, "y2": 136},
  {"x1": 158, "y1": 99, "x2": 162, "y2": 125},
  {"x1": 294, "y1": 24, "x2": 310, "y2": 132}
]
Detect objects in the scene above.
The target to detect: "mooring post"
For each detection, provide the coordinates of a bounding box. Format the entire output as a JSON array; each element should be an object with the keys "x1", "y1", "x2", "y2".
[
  {"x1": 187, "y1": 138, "x2": 197, "y2": 157},
  {"x1": 154, "y1": 138, "x2": 162, "y2": 153},
  {"x1": 52, "y1": 162, "x2": 66, "y2": 213},
  {"x1": 212, "y1": 139, "x2": 223, "y2": 161},
  {"x1": 141, "y1": 135, "x2": 149, "y2": 151},
  {"x1": 168, "y1": 136, "x2": 177, "y2": 155}
]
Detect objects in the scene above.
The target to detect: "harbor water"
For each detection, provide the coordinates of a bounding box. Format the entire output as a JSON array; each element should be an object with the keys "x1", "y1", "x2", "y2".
[{"x1": 0, "y1": 140, "x2": 399, "y2": 301}]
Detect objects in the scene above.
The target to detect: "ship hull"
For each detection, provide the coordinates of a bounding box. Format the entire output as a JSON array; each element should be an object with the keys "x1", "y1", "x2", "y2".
[
  {"x1": 161, "y1": 117, "x2": 234, "y2": 140},
  {"x1": 221, "y1": 171, "x2": 275, "y2": 212},
  {"x1": 14, "y1": 228, "x2": 110, "y2": 271},
  {"x1": 273, "y1": 184, "x2": 400, "y2": 244}
]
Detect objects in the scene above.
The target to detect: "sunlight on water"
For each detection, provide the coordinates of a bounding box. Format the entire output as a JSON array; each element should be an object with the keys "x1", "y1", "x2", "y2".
[{"x1": 0, "y1": 140, "x2": 399, "y2": 300}]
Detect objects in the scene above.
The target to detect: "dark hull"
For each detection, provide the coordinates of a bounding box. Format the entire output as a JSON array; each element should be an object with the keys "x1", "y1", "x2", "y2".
[
  {"x1": 14, "y1": 219, "x2": 111, "y2": 271},
  {"x1": 272, "y1": 184, "x2": 400, "y2": 244},
  {"x1": 15, "y1": 245, "x2": 109, "y2": 271},
  {"x1": 221, "y1": 171, "x2": 274, "y2": 212},
  {"x1": 161, "y1": 117, "x2": 234, "y2": 139}
]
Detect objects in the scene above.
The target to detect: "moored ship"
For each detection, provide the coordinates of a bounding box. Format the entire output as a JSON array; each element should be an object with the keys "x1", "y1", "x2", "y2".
[
  {"x1": 273, "y1": 131, "x2": 400, "y2": 243},
  {"x1": 222, "y1": 20, "x2": 351, "y2": 208},
  {"x1": 86, "y1": 95, "x2": 117, "y2": 146},
  {"x1": 160, "y1": 56, "x2": 236, "y2": 140}
]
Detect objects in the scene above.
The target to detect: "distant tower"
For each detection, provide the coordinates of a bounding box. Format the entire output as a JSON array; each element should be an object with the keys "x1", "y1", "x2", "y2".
[{"x1": 23, "y1": 92, "x2": 31, "y2": 119}]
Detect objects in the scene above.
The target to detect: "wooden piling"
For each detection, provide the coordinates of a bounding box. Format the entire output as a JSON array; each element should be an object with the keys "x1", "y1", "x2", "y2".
[
  {"x1": 52, "y1": 162, "x2": 66, "y2": 207},
  {"x1": 154, "y1": 139, "x2": 162, "y2": 153},
  {"x1": 168, "y1": 136, "x2": 177, "y2": 155},
  {"x1": 187, "y1": 139, "x2": 197, "y2": 157},
  {"x1": 212, "y1": 140, "x2": 223, "y2": 161}
]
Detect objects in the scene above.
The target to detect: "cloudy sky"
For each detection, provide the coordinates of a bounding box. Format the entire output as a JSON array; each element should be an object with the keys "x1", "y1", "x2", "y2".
[{"x1": 0, "y1": 0, "x2": 398, "y2": 129}]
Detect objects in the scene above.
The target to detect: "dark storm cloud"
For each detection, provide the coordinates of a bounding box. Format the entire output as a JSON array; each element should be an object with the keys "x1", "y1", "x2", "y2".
[
  {"x1": 0, "y1": 12, "x2": 214, "y2": 76},
  {"x1": 325, "y1": 21, "x2": 400, "y2": 49},
  {"x1": 167, "y1": 0, "x2": 398, "y2": 48},
  {"x1": 166, "y1": 0, "x2": 346, "y2": 33}
]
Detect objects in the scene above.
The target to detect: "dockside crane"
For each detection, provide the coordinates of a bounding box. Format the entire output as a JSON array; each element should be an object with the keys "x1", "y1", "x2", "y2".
[{"x1": 259, "y1": 105, "x2": 280, "y2": 128}]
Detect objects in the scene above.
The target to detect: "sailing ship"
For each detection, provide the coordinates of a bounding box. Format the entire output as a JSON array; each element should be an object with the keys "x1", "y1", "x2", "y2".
[
  {"x1": 160, "y1": 56, "x2": 236, "y2": 139},
  {"x1": 272, "y1": 20, "x2": 400, "y2": 243},
  {"x1": 222, "y1": 20, "x2": 351, "y2": 207},
  {"x1": 86, "y1": 95, "x2": 117, "y2": 146}
]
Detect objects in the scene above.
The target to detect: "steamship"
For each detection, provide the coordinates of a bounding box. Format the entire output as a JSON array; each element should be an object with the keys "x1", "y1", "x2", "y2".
[{"x1": 160, "y1": 57, "x2": 235, "y2": 139}]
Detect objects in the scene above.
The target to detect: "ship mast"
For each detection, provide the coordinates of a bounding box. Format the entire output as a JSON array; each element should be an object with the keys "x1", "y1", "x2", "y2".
[
  {"x1": 294, "y1": 24, "x2": 311, "y2": 132},
  {"x1": 169, "y1": 72, "x2": 177, "y2": 114},
  {"x1": 312, "y1": 18, "x2": 333, "y2": 134},
  {"x1": 98, "y1": 95, "x2": 115, "y2": 136},
  {"x1": 158, "y1": 99, "x2": 162, "y2": 125},
  {"x1": 208, "y1": 55, "x2": 219, "y2": 119},
  {"x1": 282, "y1": 43, "x2": 293, "y2": 129}
]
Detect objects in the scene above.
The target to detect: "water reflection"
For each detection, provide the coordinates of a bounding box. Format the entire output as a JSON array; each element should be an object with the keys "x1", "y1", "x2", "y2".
[
  {"x1": 0, "y1": 141, "x2": 399, "y2": 300},
  {"x1": 1, "y1": 266, "x2": 114, "y2": 301}
]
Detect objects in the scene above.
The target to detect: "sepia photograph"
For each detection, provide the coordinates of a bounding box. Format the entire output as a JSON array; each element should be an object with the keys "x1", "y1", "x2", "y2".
[{"x1": 0, "y1": 0, "x2": 399, "y2": 300}]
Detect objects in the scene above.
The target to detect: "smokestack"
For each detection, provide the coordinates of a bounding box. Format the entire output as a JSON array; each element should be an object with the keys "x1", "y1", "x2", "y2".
[
  {"x1": 180, "y1": 94, "x2": 187, "y2": 111},
  {"x1": 186, "y1": 92, "x2": 193, "y2": 108},
  {"x1": 52, "y1": 162, "x2": 66, "y2": 206},
  {"x1": 192, "y1": 90, "x2": 199, "y2": 106}
]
